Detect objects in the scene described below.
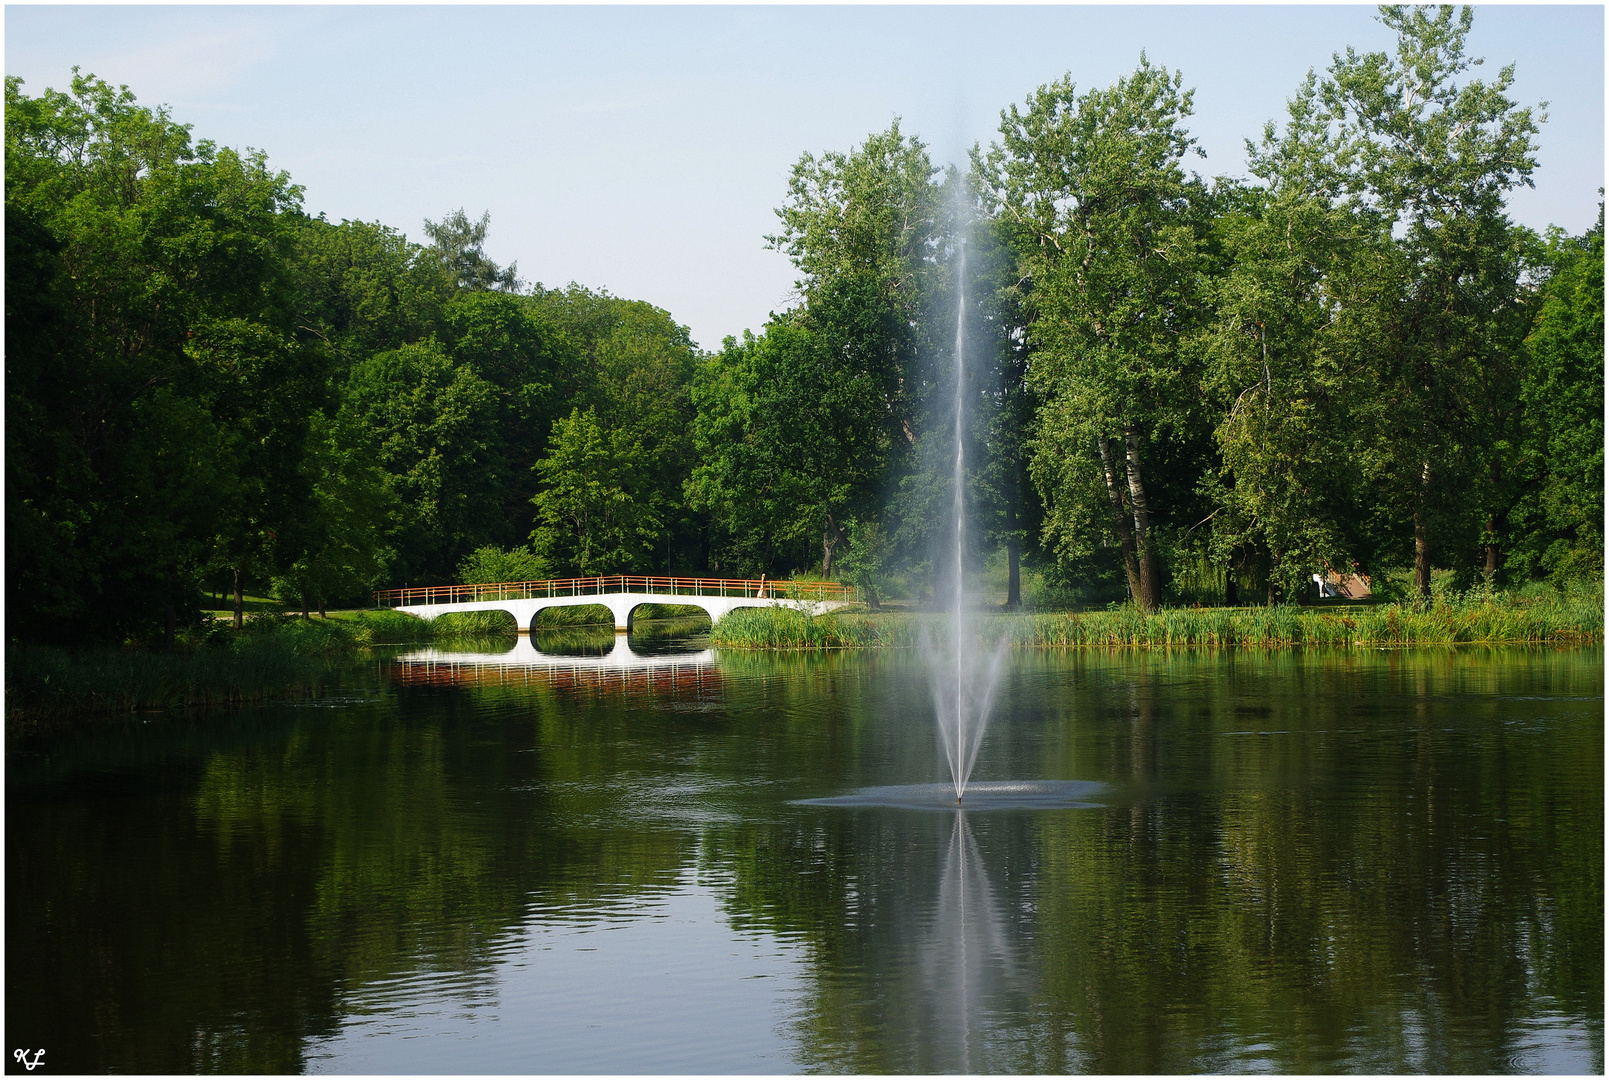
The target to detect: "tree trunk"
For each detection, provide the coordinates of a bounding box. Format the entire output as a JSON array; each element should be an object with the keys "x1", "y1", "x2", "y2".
[
  {"x1": 1483, "y1": 513, "x2": 1499, "y2": 579},
  {"x1": 1413, "y1": 510, "x2": 1431, "y2": 600},
  {"x1": 1225, "y1": 567, "x2": 1238, "y2": 606},
  {"x1": 1005, "y1": 539, "x2": 1021, "y2": 611},
  {"x1": 1124, "y1": 428, "x2": 1162, "y2": 612},
  {"x1": 318, "y1": 595, "x2": 328, "y2": 619},
  {"x1": 164, "y1": 566, "x2": 178, "y2": 651},
  {"x1": 234, "y1": 568, "x2": 245, "y2": 631},
  {"x1": 1003, "y1": 498, "x2": 1022, "y2": 610},
  {"x1": 1096, "y1": 437, "x2": 1143, "y2": 604},
  {"x1": 1413, "y1": 462, "x2": 1432, "y2": 601},
  {"x1": 821, "y1": 513, "x2": 842, "y2": 578}
]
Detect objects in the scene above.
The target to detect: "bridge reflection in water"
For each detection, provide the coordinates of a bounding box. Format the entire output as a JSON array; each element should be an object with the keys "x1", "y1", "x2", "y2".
[{"x1": 386, "y1": 636, "x2": 721, "y2": 701}]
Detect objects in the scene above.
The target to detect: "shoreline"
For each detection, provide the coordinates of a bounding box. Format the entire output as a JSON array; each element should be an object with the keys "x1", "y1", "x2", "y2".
[
  {"x1": 7, "y1": 597, "x2": 1601, "y2": 728},
  {"x1": 705, "y1": 597, "x2": 1605, "y2": 650}
]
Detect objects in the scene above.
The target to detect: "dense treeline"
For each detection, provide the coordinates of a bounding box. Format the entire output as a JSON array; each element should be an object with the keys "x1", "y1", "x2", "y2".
[
  {"x1": 7, "y1": 7, "x2": 1602, "y2": 647},
  {"x1": 6, "y1": 72, "x2": 701, "y2": 646},
  {"x1": 972, "y1": 7, "x2": 1601, "y2": 610}
]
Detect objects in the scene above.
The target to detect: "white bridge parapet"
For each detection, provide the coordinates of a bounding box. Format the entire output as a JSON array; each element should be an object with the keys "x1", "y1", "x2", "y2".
[{"x1": 375, "y1": 574, "x2": 857, "y2": 633}]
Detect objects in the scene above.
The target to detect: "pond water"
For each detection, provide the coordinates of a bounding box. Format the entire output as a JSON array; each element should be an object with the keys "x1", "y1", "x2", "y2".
[{"x1": 6, "y1": 636, "x2": 1602, "y2": 1074}]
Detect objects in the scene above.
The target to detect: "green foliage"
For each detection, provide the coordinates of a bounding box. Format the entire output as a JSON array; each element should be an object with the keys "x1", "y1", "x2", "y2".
[
  {"x1": 710, "y1": 606, "x2": 915, "y2": 649},
  {"x1": 532, "y1": 605, "x2": 615, "y2": 627},
  {"x1": 767, "y1": 118, "x2": 942, "y2": 323},
  {"x1": 530, "y1": 406, "x2": 662, "y2": 575},
  {"x1": 689, "y1": 312, "x2": 904, "y2": 576},
  {"x1": 1201, "y1": 78, "x2": 1391, "y2": 599},
  {"x1": 977, "y1": 55, "x2": 1216, "y2": 610},
  {"x1": 272, "y1": 411, "x2": 398, "y2": 614},
  {"x1": 1510, "y1": 211, "x2": 1606, "y2": 583},
  {"x1": 428, "y1": 609, "x2": 520, "y2": 636},
  {"x1": 6, "y1": 23, "x2": 1599, "y2": 652},
  {"x1": 1015, "y1": 592, "x2": 1601, "y2": 647},
  {"x1": 721, "y1": 121, "x2": 942, "y2": 578},
  {"x1": 423, "y1": 208, "x2": 520, "y2": 292},
  {"x1": 6, "y1": 70, "x2": 322, "y2": 645},
  {"x1": 295, "y1": 216, "x2": 447, "y2": 367},
  {"x1": 340, "y1": 340, "x2": 505, "y2": 578},
  {"x1": 833, "y1": 518, "x2": 893, "y2": 608},
  {"x1": 1323, "y1": 5, "x2": 1545, "y2": 596},
  {"x1": 526, "y1": 284, "x2": 700, "y2": 571},
  {"x1": 457, "y1": 544, "x2": 551, "y2": 585},
  {"x1": 441, "y1": 290, "x2": 579, "y2": 534}
]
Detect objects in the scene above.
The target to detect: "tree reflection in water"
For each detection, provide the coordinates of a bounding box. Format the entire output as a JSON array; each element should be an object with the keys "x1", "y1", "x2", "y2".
[{"x1": 6, "y1": 646, "x2": 1601, "y2": 1073}]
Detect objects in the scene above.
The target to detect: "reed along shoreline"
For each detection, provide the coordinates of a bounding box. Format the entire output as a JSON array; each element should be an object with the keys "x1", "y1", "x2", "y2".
[{"x1": 707, "y1": 594, "x2": 1605, "y2": 650}]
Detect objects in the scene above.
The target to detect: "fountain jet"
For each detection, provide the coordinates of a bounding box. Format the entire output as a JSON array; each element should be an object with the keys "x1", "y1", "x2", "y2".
[{"x1": 932, "y1": 235, "x2": 1008, "y2": 803}]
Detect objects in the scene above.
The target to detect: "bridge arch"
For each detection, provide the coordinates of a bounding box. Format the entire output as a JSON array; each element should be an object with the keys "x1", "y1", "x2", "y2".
[{"x1": 529, "y1": 603, "x2": 617, "y2": 634}]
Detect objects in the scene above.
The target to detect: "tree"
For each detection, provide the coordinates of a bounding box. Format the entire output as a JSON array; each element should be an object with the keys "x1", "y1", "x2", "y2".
[
  {"x1": 1201, "y1": 77, "x2": 1396, "y2": 600},
  {"x1": 295, "y1": 215, "x2": 448, "y2": 369},
  {"x1": 688, "y1": 321, "x2": 890, "y2": 578},
  {"x1": 834, "y1": 518, "x2": 893, "y2": 610},
  {"x1": 967, "y1": 204, "x2": 1043, "y2": 609},
  {"x1": 423, "y1": 208, "x2": 520, "y2": 292},
  {"x1": 457, "y1": 544, "x2": 551, "y2": 586},
  {"x1": 529, "y1": 284, "x2": 701, "y2": 571},
  {"x1": 977, "y1": 56, "x2": 1213, "y2": 610},
  {"x1": 768, "y1": 118, "x2": 942, "y2": 327},
  {"x1": 764, "y1": 122, "x2": 945, "y2": 574},
  {"x1": 1322, "y1": 5, "x2": 1544, "y2": 598},
  {"x1": 271, "y1": 411, "x2": 397, "y2": 616},
  {"x1": 340, "y1": 341, "x2": 505, "y2": 581},
  {"x1": 1510, "y1": 208, "x2": 1605, "y2": 583},
  {"x1": 442, "y1": 290, "x2": 581, "y2": 539},
  {"x1": 530, "y1": 407, "x2": 661, "y2": 575},
  {"x1": 6, "y1": 70, "x2": 319, "y2": 643}
]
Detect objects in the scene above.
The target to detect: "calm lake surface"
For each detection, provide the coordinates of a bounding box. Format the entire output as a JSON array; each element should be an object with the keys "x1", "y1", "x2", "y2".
[{"x1": 7, "y1": 637, "x2": 1602, "y2": 1074}]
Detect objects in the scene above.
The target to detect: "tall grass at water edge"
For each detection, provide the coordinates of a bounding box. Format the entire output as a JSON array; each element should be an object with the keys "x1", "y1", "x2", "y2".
[
  {"x1": 8, "y1": 608, "x2": 491, "y2": 725},
  {"x1": 710, "y1": 591, "x2": 1604, "y2": 649},
  {"x1": 9, "y1": 635, "x2": 337, "y2": 726}
]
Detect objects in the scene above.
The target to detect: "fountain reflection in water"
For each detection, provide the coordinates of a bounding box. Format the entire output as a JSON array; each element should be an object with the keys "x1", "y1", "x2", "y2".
[
  {"x1": 914, "y1": 811, "x2": 1023, "y2": 1072},
  {"x1": 931, "y1": 237, "x2": 1008, "y2": 803}
]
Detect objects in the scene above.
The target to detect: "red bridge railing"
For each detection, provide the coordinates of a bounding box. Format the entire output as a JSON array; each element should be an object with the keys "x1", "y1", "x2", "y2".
[{"x1": 374, "y1": 575, "x2": 857, "y2": 609}]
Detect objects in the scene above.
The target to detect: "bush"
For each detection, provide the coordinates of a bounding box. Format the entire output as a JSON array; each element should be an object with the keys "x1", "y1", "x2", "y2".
[{"x1": 457, "y1": 545, "x2": 551, "y2": 586}]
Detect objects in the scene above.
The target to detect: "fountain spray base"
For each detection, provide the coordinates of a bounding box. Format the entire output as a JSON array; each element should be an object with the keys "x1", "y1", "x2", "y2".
[{"x1": 795, "y1": 780, "x2": 1104, "y2": 812}]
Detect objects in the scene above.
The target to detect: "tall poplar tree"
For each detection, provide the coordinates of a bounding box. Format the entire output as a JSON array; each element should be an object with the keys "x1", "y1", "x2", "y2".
[
  {"x1": 1203, "y1": 76, "x2": 1398, "y2": 599},
  {"x1": 1323, "y1": 5, "x2": 1544, "y2": 598},
  {"x1": 977, "y1": 57, "x2": 1212, "y2": 610},
  {"x1": 765, "y1": 121, "x2": 943, "y2": 574}
]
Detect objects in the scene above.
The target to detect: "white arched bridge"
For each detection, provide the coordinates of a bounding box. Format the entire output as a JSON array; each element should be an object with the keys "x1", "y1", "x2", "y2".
[{"x1": 374, "y1": 574, "x2": 859, "y2": 633}]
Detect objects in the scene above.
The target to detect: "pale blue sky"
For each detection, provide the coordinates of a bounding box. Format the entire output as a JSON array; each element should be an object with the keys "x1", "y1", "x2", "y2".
[{"x1": 7, "y1": 5, "x2": 1603, "y2": 350}]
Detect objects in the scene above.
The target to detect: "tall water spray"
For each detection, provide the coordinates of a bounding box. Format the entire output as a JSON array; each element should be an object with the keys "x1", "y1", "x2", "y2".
[{"x1": 934, "y1": 239, "x2": 1007, "y2": 803}]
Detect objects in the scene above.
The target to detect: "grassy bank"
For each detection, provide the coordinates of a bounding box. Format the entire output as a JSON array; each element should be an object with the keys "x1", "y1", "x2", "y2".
[{"x1": 710, "y1": 591, "x2": 1605, "y2": 650}]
